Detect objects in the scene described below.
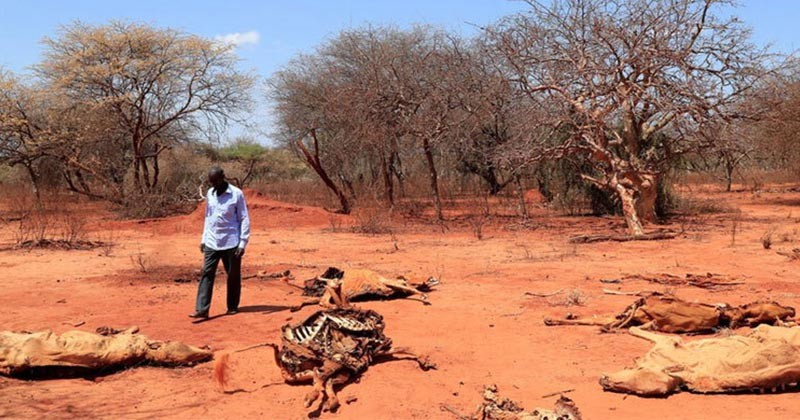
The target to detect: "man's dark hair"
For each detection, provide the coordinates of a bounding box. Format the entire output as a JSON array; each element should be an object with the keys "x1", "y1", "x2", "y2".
[{"x1": 208, "y1": 166, "x2": 225, "y2": 179}]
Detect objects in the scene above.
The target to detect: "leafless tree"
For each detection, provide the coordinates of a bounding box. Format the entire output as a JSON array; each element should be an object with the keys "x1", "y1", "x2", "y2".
[
  {"x1": 270, "y1": 26, "x2": 470, "y2": 219},
  {"x1": 486, "y1": 0, "x2": 773, "y2": 235}
]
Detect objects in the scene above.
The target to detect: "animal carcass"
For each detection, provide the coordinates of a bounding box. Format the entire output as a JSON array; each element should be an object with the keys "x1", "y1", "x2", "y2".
[
  {"x1": 292, "y1": 266, "x2": 438, "y2": 311},
  {"x1": 601, "y1": 325, "x2": 800, "y2": 396},
  {"x1": 216, "y1": 307, "x2": 435, "y2": 414},
  {"x1": 544, "y1": 295, "x2": 795, "y2": 334},
  {"x1": 0, "y1": 326, "x2": 211, "y2": 378},
  {"x1": 465, "y1": 385, "x2": 582, "y2": 420}
]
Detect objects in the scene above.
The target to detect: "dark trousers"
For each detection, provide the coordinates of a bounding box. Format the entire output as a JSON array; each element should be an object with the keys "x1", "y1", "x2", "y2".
[{"x1": 195, "y1": 247, "x2": 241, "y2": 313}]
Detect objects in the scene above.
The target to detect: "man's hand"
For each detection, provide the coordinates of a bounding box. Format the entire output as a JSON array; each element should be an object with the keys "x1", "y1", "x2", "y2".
[
  {"x1": 234, "y1": 247, "x2": 245, "y2": 258},
  {"x1": 199, "y1": 243, "x2": 205, "y2": 253}
]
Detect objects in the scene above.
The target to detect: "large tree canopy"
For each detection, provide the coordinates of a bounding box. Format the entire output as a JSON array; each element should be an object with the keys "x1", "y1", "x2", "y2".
[
  {"x1": 36, "y1": 21, "x2": 254, "y2": 197},
  {"x1": 485, "y1": 0, "x2": 772, "y2": 235}
]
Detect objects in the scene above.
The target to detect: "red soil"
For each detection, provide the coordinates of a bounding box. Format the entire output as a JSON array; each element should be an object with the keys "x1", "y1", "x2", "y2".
[{"x1": 1, "y1": 186, "x2": 800, "y2": 419}]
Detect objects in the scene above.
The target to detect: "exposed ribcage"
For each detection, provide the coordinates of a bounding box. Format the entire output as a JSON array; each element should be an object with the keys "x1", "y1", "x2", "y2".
[{"x1": 324, "y1": 313, "x2": 375, "y2": 331}]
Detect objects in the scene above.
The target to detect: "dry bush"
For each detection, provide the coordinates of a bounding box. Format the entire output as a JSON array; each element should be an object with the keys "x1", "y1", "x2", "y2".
[
  {"x1": 761, "y1": 227, "x2": 776, "y2": 250},
  {"x1": 671, "y1": 196, "x2": 738, "y2": 215},
  {"x1": 549, "y1": 289, "x2": 588, "y2": 307},
  {"x1": 397, "y1": 199, "x2": 427, "y2": 219},
  {"x1": 551, "y1": 189, "x2": 590, "y2": 216},
  {"x1": 130, "y1": 251, "x2": 153, "y2": 273},
  {"x1": 738, "y1": 168, "x2": 797, "y2": 190},
  {"x1": 255, "y1": 179, "x2": 338, "y2": 208},
  {"x1": 58, "y1": 212, "x2": 87, "y2": 244},
  {"x1": 466, "y1": 196, "x2": 491, "y2": 240},
  {"x1": 11, "y1": 205, "x2": 94, "y2": 249},
  {"x1": 9, "y1": 190, "x2": 84, "y2": 248},
  {"x1": 351, "y1": 207, "x2": 394, "y2": 235},
  {"x1": 13, "y1": 209, "x2": 52, "y2": 246},
  {"x1": 469, "y1": 215, "x2": 488, "y2": 240},
  {"x1": 327, "y1": 213, "x2": 343, "y2": 233}
]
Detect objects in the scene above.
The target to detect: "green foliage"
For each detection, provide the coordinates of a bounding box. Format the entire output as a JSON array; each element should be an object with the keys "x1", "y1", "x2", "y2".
[{"x1": 199, "y1": 139, "x2": 309, "y2": 187}]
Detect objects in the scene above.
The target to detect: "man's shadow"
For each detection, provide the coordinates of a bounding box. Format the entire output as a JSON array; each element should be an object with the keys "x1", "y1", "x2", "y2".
[{"x1": 192, "y1": 305, "x2": 293, "y2": 324}]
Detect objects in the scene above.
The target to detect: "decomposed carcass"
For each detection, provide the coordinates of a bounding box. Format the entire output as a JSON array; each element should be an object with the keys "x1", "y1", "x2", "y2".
[
  {"x1": 214, "y1": 278, "x2": 435, "y2": 414},
  {"x1": 544, "y1": 295, "x2": 795, "y2": 334},
  {"x1": 290, "y1": 266, "x2": 439, "y2": 311},
  {"x1": 601, "y1": 325, "x2": 800, "y2": 396},
  {"x1": 0, "y1": 326, "x2": 211, "y2": 378},
  {"x1": 443, "y1": 385, "x2": 581, "y2": 420}
]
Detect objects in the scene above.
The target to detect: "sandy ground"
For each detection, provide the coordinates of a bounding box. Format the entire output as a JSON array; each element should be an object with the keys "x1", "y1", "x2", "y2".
[{"x1": 1, "y1": 187, "x2": 800, "y2": 419}]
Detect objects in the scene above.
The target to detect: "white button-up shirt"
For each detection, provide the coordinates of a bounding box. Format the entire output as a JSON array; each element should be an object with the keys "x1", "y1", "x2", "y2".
[{"x1": 202, "y1": 184, "x2": 251, "y2": 251}]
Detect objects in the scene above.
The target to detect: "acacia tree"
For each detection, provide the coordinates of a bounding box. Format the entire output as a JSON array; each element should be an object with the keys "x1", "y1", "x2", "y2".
[
  {"x1": 37, "y1": 21, "x2": 253, "y2": 197},
  {"x1": 487, "y1": 0, "x2": 771, "y2": 235},
  {"x1": 757, "y1": 68, "x2": 800, "y2": 175},
  {"x1": 270, "y1": 26, "x2": 467, "y2": 218},
  {"x1": 0, "y1": 72, "x2": 54, "y2": 199}
]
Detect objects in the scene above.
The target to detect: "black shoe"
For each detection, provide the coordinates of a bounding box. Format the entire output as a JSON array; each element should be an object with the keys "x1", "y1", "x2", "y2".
[
  {"x1": 188, "y1": 311, "x2": 209, "y2": 319},
  {"x1": 226, "y1": 309, "x2": 239, "y2": 315}
]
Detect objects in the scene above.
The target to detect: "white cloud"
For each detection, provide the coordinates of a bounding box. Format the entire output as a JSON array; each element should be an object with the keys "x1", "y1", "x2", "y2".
[{"x1": 214, "y1": 31, "x2": 260, "y2": 47}]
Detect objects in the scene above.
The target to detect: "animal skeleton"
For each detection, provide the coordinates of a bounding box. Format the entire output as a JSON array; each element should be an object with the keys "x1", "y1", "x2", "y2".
[
  {"x1": 601, "y1": 325, "x2": 800, "y2": 396},
  {"x1": 266, "y1": 307, "x2": 434, "y2": 413},
  {"x1": 290, "y1": 267, "x2": 438, "y2": 311},
  {"x1": 544, "y1": 295, "x2": 795, "y2": 333},
  {"x1": 215, "y1": 279, "x2": 434, "y2": 414},
  {"x1": 443, "y1": 385, "x2": 581, "y2": 420}
]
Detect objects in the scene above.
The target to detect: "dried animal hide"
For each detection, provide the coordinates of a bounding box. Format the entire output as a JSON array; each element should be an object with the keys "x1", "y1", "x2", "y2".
[
  {"x1": 293, "y1": 267, "x2": 439, "y2": 311},
  {"x1": 544, "y1": 296, "x2": 795, "y2": 334},
  {"x1": 265, "y1": 308, "x2": 434, "y2": 413},
  {"x1": 0, "y1": 326, "x2": 212, "y2": 378},
  {"x1": 601, "y1": 325, "x2": 800, "y2": 396},
  {"x1": 467, "y1": 385, "x2": 582, "y2": 420}
]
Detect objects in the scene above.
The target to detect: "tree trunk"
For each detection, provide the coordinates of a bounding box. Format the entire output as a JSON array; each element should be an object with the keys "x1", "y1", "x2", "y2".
[
  {"x1": 23, "y1": 163, "x2": 41, "y2": 203},
  {"x1": 380, "y1": 148, "x2": 394, "y2": 207},
  {"x1": 615, "y1": 182, "x2": 645, "y2": 236},
  {"x1": 724, "y1": 159, "x2": 735, "y2": 192},
  {"x1": 295, "y1": 132, "x2": 351, "y2": 214},
  {"x1": 422, "y1": 138, "x2": 443, "y2": 221},
  {"x1": 515, "y1": 175, "x2": 529, "y2": 220},
  {"x1": 140, "y1": 156, "x2": 151, "y2": 192},
  {"x1": 151, "y1": 154, "x2": 160, "y2": 190},
  {"x1": 636, "y1": 173, "x2": 658, "y2": 224},
  {"x1": 133, "y1": 156, "x2": 142, "y2": 194},
  {"x1": 612, "y1": 172, "x2": 658, "y2": 236}
]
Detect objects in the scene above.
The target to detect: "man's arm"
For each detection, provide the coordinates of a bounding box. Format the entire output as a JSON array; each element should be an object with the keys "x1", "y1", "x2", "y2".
[
  {"x1": 235, "y1": 190, "x2": 251, "y2": 256},
  {"x1": 200, "y1": 189, "x2": 211, "y2": 252}
]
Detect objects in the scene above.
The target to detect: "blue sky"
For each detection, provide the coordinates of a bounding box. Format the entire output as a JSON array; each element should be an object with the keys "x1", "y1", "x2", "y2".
[{"x1": 1, "y1": 0, "x2": 797, "y2": 140}]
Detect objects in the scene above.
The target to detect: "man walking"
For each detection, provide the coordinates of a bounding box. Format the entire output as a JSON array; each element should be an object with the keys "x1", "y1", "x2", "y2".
[{"x1": 190, "y1": 166, "x2": 251, "y2": 319}]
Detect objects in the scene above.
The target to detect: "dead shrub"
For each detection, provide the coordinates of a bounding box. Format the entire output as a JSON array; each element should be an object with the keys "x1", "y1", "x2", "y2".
[
  {"x1": 470, "y1": 215, "x2": 487, "y2": 240},
  {"x1": 327, "y1": 213, "x2": 343, "y2": 232},
  {"x1": 58, "y1": 212, "x2": 88, "y2": 244},
  {"x1": 671, "y1": 196, "x2": 738, "y2": 215},
  {"x1": 119, "y1": 189, "x2": 198, "y2": 219},
  {"x1": 351, "y1": 207, "x2": 394, "y2": 235},
  {"x1": 551, "y1": 189, "x2": 590, "y2": 216},
  {"x1": 398, "y1": 199, "x2": 427, "y2": 219},
  {"x1": 14, "y1": 209, "x2": 52, "y2": 246},
  {"x1": 130, "y1": 251, "x2": 153, "y2": 273},
  {"x1": 12, "y1": 208, "x2": 99, "y2": 250},
  {"x1": 549, "y1": 289, "x2": 588, "y2": 307},
  {"x1": 761, "y1": 227, "x2": 776, "y2": 250}
]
